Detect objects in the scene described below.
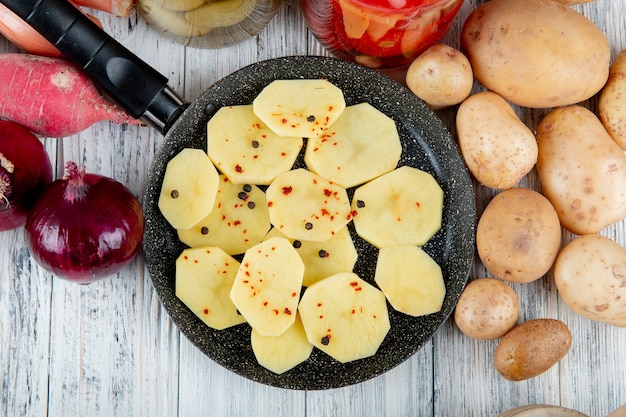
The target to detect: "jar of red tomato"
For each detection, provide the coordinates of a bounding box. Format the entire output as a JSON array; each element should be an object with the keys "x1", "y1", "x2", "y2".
[{"x1": 302, "y1": 0, "x2": 464, "y2": 69}]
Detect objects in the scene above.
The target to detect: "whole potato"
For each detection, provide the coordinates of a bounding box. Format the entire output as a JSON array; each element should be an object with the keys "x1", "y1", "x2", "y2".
[
  {"x1": 454, "y1": 277, "x2": 519, "y2": 340},
  {"x1": 536, "y1": 105, "x2": 626, "y2": 235},
  {"x1": 405, "y1": 44, "x2": 473, "y2": 110},
  {"x1": 599, "y1": 49, "x2": 626, "y2": 150},
  {"x1": 461, "y1": 0, "x2": 609, "y2": 108},
  {"x1": 476, "y1": 188, "x2": 562, "y2": 283},
  {"x1": 554, "y1": 234, "x2": 626, "y2": 327},
  {"x1": 456, "y1": 91, "x2": 537, "y2": 189},
  {"x1": 494, "y1": 319, "x2": 572, "y2": 381}
]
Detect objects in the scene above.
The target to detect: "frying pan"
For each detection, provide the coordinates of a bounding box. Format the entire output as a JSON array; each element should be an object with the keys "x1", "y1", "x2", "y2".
[{"x1": 2, "y1": 0, "x2": 477, "y2": 389}]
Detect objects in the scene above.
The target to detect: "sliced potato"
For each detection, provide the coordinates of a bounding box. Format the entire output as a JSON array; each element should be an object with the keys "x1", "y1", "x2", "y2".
[
  {"x1": 374, "y1": 245, "x2": 445, "y2": 317},
  {"x1": 304, "y1": 102, "x2": 401, "y2": 188},
  {"x1": 158, "y1": 148, "x2": 219, "y2": 230},
  {"x1": 149, "y1": 0, "x2": 205, "y2": 12},
  {"x1": 251, "y1": 314, "x2": 314, "y2": 374},
  {"x1": 175, "y1": 246, "x2": 246, "y2": 330},
  {"x1": 266, "y1": 168, "x2": 352, "y2": 242},
  {"x1": 207, "y1": 105, "x2": 303, "y2": 185},
  {"x1": 177, "y1": 175, "x2": 271, "y2": 255},
  {"x1": 298, "y1": 272, "x2": 390, "y2": 363},
  {"x1": 264, "y1": 226, "x2": 358, "y2": 287},
  {"x1": 140, "y1": 1, "x2": 204, "y2": 37},
  {"x1": 229, "y1": 237, "x2": 304, "y2": 336},
  {"x1": 185, "y1": 0, "x2": 258, "y2": 31},
  {"x1": 351, "y1": 166, "x2": 443, "y2": 248},
  {"x1": 252, "y1": 79, "x2": 346, "y2": 138}
]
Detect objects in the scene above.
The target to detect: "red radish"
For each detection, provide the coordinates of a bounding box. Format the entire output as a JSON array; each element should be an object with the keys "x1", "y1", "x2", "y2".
[
  {"x1": 0, "y1": 120, "x2": 53, "y2": 231},
  {"x1": 0, "y1": 54, "x2": 140, "y2": 138},
  {"x1": 0, "y1": 5, "x2": 104, "y2": 58},
  {"x1": 25, "y1": 161, "x2": 144, "y2": 284},
  {"x1": 71, "y1": 0, "x2": 137, "y2": 17}
]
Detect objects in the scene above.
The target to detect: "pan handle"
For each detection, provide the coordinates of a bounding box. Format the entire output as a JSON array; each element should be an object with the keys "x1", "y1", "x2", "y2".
[{"x1": 0, "y1": 0, "x2": 187, "y2": 133}]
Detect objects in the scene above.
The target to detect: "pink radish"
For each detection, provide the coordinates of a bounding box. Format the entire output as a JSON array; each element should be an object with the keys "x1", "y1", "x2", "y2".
[{"x1": 0, "y1": 53, "x2": 140, "y2": 138}]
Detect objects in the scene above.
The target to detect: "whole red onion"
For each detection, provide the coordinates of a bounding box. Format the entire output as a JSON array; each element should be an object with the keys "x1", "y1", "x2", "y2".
[
  {"x1": 0, "y1": 120, "x2": 53, "y2": 231},
  {"x1": 25, "y1": 161, "x2": 144, "y2": 284}
]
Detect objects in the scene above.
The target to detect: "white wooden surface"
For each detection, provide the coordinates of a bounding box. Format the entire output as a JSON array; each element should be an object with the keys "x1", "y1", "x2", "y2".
[{"x1": 1, "y1": 1, "x2": 625, "y2": 416}]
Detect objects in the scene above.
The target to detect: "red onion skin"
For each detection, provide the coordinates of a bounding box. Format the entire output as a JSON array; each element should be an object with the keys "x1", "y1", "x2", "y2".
[
  {"x1": 0, "y1": 120, "x2": 53, "y2": 231},
  {"x1": 25, "y1": 163, "x2": 144, "y2": 284}
]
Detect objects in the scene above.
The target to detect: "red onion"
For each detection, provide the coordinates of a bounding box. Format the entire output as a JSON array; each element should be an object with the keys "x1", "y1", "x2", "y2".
[
  {"x1": 0, "y1": 120, "x2": 53, "y2": 231},
  {"x1": 25, "y1": 161, "x2": 144, "y2": 284}
]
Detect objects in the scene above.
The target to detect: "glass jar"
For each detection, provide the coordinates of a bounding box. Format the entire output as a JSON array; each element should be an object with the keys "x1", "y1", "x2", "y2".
[
  {"x1": 138, "y1": 0, "x2": 283, "y2": 49},
  {"x1": 302, "y1": 0, "x2": 463, "y2": 69}
]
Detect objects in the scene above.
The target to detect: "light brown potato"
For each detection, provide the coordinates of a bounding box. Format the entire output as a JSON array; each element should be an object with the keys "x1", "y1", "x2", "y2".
[
  {"x1": 461, "y1": 0, "x2": 609, "y2": 108},
  {"x1": 536, "y1": 105, "x2": 626, "y2": 235},
  {"x1": 405, "y1": 44, "x2": 473, "y2": 110},
  {"x1": 456, "y1": 91, "x2": 537, "y2": 189},
  {"x1": 554, "y1": 234, "x2": 626, "y2": 327},
  {"x1": 476, "y1": 188, "x2": 562, "y2": 283},
  {"x1": 494, "y1": 319, "x2": 572, "y2": 381},
  {"x1": 599, "y1": 49, "x2": 626, "y2": 150},
  {"x1": 454, "y1": 278, "x2": 519, "y2": 340}
]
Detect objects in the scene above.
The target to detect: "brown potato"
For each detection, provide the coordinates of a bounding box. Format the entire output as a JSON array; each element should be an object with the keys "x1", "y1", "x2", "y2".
[
  {"x1": 454, "y1": 278, "x2": 519, "y2": 340},
  {"x1": 461, "y1": 0, "x2": 609, "y2": 108},
  {"x1": 554, "y1": 234, "x2": 626, "y2": 327},
  {"x1": 405, "y1": 44, "x2": 473, "y2": 110},
  {"x1": 494, "y1": 319, "x2": 572, "y2": 381},
  {"x1": 456, "y1": 92, "x2": 537, "y2": 190},
  {"x1": 536, "y1": 105, "x2": 626, "y2": 235},
  {"x1": 476, "y1": 188, "x2": 562, "y2": 283},
  {"x1": 599, "y1": 49, "x2": 626, "y2": 150}
]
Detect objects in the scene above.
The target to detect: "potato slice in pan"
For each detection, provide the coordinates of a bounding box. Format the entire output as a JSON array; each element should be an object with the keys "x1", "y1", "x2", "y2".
[
  {"x1": 374, "y1": 245, "x2": 445, "y2": 317},
  {"x1": 158, "y1": 148, "x2": 219, "y2": 230},
  {"x1": 251, "y1": 314, "x2": 314, "y2": 374},
  {"x1": 298, "y1": 272, "x2": 390, "y2": 363},
  {"x1": 266, "y1": 168, "x2": 352, "y2": 242},
  {"x1": 253, "y1": 79, "x2": 346, "y2": 138},
  {"x1": 207, "y1": 104, "x2": 302, "y2": 185},
  {"x1": 351, "y1": 166, "x2": 443, "y2": 248},
  {"x1": 230, "y1": 237, "x2": 304, "y2": 336},
  {"x1": 177, "y1": 175, "x2": 271, "y2": 255},
  {"x1": 305, "y1": 102, "x2": 401, "y2": 188},
  {"x1": 264, "y1": 226, "x2": 358, "y2": 287},
  {"x1": 175, "y1": 246, "x2": 246, "y2": 330}
]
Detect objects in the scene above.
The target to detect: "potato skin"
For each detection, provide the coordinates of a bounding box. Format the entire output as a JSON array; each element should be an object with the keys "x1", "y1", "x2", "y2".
[
  {"x1": 536, "y1": 105, "x2": 626, "y2": 235},
  {"x1": 405, "y1": 44, "x2": 473, "y2": 110},
  {"x1": 456, "y1": 92, "x2": 537, "y2": 189},
  {"x1": 599, "y1": 49, "x2": 626, "y2": 150},
  {"x1": 554, "y1": 234, "x2": 626, "y2": 327},
  {"x1": 476, "y1": 188, "x2": 562, "y2": 283},
  {"x1": 494, "y1": 319, "x2": 572, "y2": 381},
  {"x1": 461, "y1": 0, "x2": 609, "y2": 108},
  {"x1": 454, "y1": 278, "x2": 519, "y2": 340}
]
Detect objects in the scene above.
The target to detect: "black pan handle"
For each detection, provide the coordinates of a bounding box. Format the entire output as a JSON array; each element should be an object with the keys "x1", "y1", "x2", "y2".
[{"x1": 1, "y1": 0, "x2": 187, "y2": 133}]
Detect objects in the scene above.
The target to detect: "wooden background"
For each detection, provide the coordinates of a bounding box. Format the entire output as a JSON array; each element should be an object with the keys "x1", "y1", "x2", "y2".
[{"x1": 1, "y1": 0, "x2": 625, "y2": 416}]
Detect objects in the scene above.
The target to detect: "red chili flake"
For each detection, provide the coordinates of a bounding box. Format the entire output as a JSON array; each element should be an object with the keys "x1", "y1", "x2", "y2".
[
  {"x1": 355, "y1": 287, "x2": 362, "y2": 292},
  {"x1": 313, "y1": 147, "x2": 319, "y2": 152},
  {"x1": 351, "y1": 309, "x2": 356, "y2": 315},
  {"x1": 245, "y1": 271, "x2": 251, "y2": 277},
  {"x1": 323, "y1": 188, "x2": 332, "y2": 197},
  {"x1": 319, "y1": 315, "x2": 324, "y2": 319},
  {"x1": 221, "y1": 214, "x2": 227, "y2": 221},
  {"x1": 281, "y1": 186, "x2": 293, "y2": 195},
  {"x1": 203, "y1": 309, "x2": 209, "y2": 315},
  {"x1": 273, "y1": 309, "x2": 280, "y2": 315},
  {"x1": 416, "y1": 202, "x2": 421, "y2": 208},
  {"x1": 373, "y1": 315, "x2": 377, "y2": 319},
  {"x1": 347, "y1": 210, "x2": 358, "y2": 220},
  {"x1": 284, "y1": 308, "x2": 292, "y2": 315},
  {"x1": 243, "y1": 279, "x2": 249, "y2": 284},
  {"x1": 233, "y1": 220, "x2": 241, "y2": 226},
  {"x1": 267, "y1": 201, "x2": 274, "y2": 207},
  {"x1": 280, "y1": 152, "x2": 287, "y2": 156},
  {"x1": 317, "y1": 303, "x2": 322, "y2": 307},
  {"x1": 291, "y1": 292, "x2": 297, "y2": 297},
  {"x1": 313, "y1": 179, "x2": 318, "y2": 185},
  {"x1": 183, "y1": 255, "x2": 189, "y2": 260},
  {"x1": 193, "y1": 259, "x2": 199, "y2": 264},
  {"x1": 263, "y1": 301, "x2": 268, "y2": 306},
  {"x1": 350, "y1": 281, "x2": 359, "y2": 287},
  {"x1": 321, "y1": 208, "x2": 330, "y2": 216},
  {"x1": 281, "y1": 118, "x2": 288, "y2": 124},
  {"x1": 235, "y1": 164, "x2": 243, "y2": 173},
  {"x1": 328, "y1": 106, "x2": 334, "y2": 112},
  {"x1": 217, "y1": 202, "x2": 222, "y2": 209}
]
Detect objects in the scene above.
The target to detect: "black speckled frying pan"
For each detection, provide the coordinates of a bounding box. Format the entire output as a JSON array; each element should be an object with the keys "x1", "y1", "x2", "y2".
[{"x1": 4, "y1": 0, "x2": 477, "y2": 389}]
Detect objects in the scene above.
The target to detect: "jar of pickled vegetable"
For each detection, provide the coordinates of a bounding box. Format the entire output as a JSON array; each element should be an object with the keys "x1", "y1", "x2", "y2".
[
  {"x1": 138, "y1": 0, "x2": 283, "y2": 48},
  {"x1": 302, "y1": 0, "x2": 464, "y2": 69}
]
